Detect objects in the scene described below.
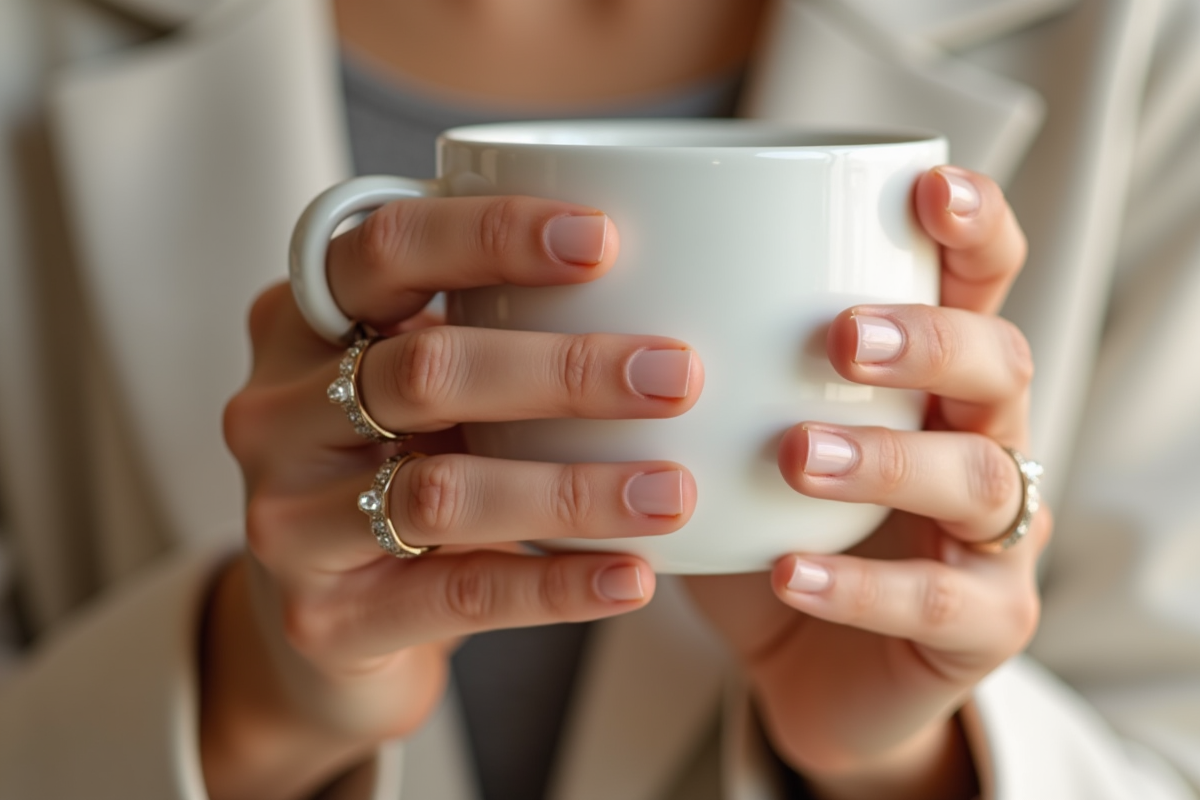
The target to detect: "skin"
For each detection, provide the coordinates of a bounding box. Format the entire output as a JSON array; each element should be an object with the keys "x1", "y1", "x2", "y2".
[
  {"x1": 203, "y1": 3, "x2": 1048, "y2": 799},
  {"x1": 333, "y1": 0, "x2": 767, "y2": 108},
  {"x1": 684, "y1": 168, "x2": 1044, "y2": 799}
]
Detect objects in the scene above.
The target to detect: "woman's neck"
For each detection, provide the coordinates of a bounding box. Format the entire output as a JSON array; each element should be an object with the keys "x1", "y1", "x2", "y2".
[{"x1": 334, "y1": 0, "x2": 766, "y2": 109}]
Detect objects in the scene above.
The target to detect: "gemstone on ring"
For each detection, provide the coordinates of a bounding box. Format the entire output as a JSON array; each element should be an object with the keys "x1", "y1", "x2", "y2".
[
  {"x1": 975, "y1": 447, "x2": 1044, "y2": 553},
  {"x1": 328, "y1": 330, "x2": 411, "y2": 443},
  {"x1": 327, "y1": 377, "x2": 354, "y2": 404},
  {"x1": 357, "y1": 489, "x2": 383, "y2": 514},
  {"x1": 357, "y1": 452, "x2": 436, "y2": 559}
]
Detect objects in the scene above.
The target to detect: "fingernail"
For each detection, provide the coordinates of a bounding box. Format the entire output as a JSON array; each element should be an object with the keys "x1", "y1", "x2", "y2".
[
  {"x1": 625, "y1": 471, "x2": 684, "y2": 517},
  {"x1": 546, "y1": 214, "x2": 608, "y2": 265},
  {"x1": 787, "y1": 559, "x2": 831, "y2": 593},
  {"x1": 805, "y1": 430, "x2": 855, "y2": 476},
  {"x1": 938, "y1": 167, "x2": 981, "y2": 218},
  {"x1": 628, "y1": 349, "x2": 693, "y2": 398},
  {"x1": 597, "y1": 565, "x2": 645, "y2": 602},
  {"x1": 855, "y1": 315, "x2": 904, "y2": 363}
]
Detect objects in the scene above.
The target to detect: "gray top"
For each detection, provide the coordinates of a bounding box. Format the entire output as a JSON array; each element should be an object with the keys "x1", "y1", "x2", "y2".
[
  {"x1": 342, "y1": 51, "x2": 742, "y2": 178},
  {"x1": 340, "y1": 53, "x2": 741, "y2": 800}
]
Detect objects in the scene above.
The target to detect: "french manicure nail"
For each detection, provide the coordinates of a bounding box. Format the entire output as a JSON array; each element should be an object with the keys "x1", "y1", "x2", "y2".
[
  {"x1": 597, "y1": 565, "x2": 645, "y2": 602},
  {"x1": 787, "y1": 559, "x2": 831, "y2": 593},
  {"x1": 625, "y1": 471, "x2": 684, "y2": 517},
  {"x1": 628, "y1": 349, "x2": 693, "y2": 398},
  {"x1": 939, "y1": 167, "x2": 981, "y2": 217},
  {"x1": 855, "y1": 315, "x2": 904, "y2": 363},
  {"x1": 546, "y1": 214, "x2": 608, "y2": 265},
  {"x1": 805, "y1": 430, "x2": 855, "y2": 476}
]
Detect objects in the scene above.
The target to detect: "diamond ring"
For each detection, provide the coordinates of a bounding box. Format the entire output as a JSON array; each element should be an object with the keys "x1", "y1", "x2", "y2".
[
  {"x1": 974, "y1": 446, "x2": 1043, "y2": 553},
  {"x1": 327, "y1": 329, "x2": 411, "y2": 443},
  {"x1": 358, "y1": 452, "x2": 436, "y2": 558}
]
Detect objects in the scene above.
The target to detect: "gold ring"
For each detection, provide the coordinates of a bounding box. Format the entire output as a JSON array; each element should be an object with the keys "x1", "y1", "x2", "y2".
[
  {"x1": 327, "y1": 328, "x2": 411, "y2": 443},
  {"x1": 974, "y1": 446, "x2": 1043, "y2": 553},
  {"x1": 357, "y1": 452, "x2": 437, "y2": 558}
]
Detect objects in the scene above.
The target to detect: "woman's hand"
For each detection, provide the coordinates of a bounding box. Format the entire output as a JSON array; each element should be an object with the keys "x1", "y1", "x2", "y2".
[
  {"x1": 685, "y1": 166, "x2": 1048, "y2": 800},
  {"x1": 208, "y1": 197, "x2": 702, "y2": 800}
]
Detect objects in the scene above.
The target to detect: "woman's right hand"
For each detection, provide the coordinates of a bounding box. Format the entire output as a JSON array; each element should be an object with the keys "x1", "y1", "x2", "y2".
[{"x1": 207, "y1": 196, "x2": 701, "y2": 800}]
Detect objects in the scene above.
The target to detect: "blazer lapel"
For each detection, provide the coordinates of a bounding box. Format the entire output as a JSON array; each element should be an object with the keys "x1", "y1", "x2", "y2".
[{"x1": 741, "y1": 0, "x2": 1054, "y2": 183}]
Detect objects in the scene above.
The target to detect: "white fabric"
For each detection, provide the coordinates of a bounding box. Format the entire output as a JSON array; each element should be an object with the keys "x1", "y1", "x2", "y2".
[
  {"x1": 1, "y1": 0, "x2": 1199, "y2": 797},
  {"x1": 0, "y1": 550, "x2": 213, "y2": 800}
]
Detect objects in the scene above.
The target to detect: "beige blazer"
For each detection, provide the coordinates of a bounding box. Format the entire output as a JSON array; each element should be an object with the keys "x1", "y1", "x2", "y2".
[{"x1": 2, "y1": 0, "x2": 1199, "y2": 797}]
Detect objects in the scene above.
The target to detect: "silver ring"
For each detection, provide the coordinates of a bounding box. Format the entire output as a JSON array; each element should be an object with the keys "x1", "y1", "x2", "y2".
[
  {"x1": 975, "y1": 446, "x2": 1043, "y2": 553},
  {"x1": 358, "y1": 452, "x2": 436, "y2": 558},
  {"x1": 327, "y1": 330, "x2": 411, "y2": 443}
]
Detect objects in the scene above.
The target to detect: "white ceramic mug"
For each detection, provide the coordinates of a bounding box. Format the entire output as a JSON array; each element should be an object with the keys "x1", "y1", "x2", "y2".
[{"x1": 294, "y1": 120, "x2": 945, "y2": 574}]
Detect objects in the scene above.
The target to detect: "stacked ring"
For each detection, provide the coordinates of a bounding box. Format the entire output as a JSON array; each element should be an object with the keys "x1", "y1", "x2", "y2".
[
  {"x1": 358, "y1": 452, "x2": 437, "y2": 558},
  {"x1": 327, "y1": 329, "x2": 411, "y2": 443}
]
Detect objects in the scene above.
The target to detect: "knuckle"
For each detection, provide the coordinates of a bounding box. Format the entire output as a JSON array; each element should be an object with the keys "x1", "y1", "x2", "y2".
[
  {"x1": 1010, "y1": 590, "x2": 1042, "y2": 649},
  {"x1": 549, "y1": 463, "x2": 595, "y2": 530},
  {"x1": 222, "y1": 389, "x2": 275, "y2": 468},
  {"x1": 970, "y1": 439, "x2": 1021, "y2": 516},
  {"x1": 444, "y1": 555, "x2": 496, "y2": 624},
  {"x1": 1005, "y1": 211, "x2": 1029, "y2": 275},
  {"x1": 243, "y1": 494, "x2": 285, "y2": 565},
  {"x1": 1001, "y1": 320, "x2": 1035, "y2": 389},
  {"x1": 357, "y1": 204, "x2": 420, "y2": 277},
  {"x1": 408, "y1": 456, "x2": 470, "y2": 539},
  {"x1": 846, "y1": 568, "x2": 882, "y2": 623},
  {"x1": 559, "y1": 334, "x2": 605, "y2": 407},
  {"x1": 392, "y1": 327, "x2": 460, "y2": 413},
  {"x1": 221, "y1": 391, "x2": 258, "y2": 464},
  {"x1": 918, "y1": 570, "x2": 963, "y2": 630},
  {"x1": 923, "y1": 311, "x2": 960, "y2": 387},
  {"x1": 989, "y1": 575, "x2": 1042, "y2": 657},
  {"x1": 246, "y1": 284, "x2": 288, "y2": 352},
  {"x1": 537, "y1": 559, "x2": 574, "y2": 616},
  {"x1": 874, "y1": 429, "x2": 912, "y2": 496},
  {"x1": 281, "y1": 593, "x2": 335, "y2": 659},
  {"x1": 475, "y1": 197, "x2": 522, "y2": 261}
]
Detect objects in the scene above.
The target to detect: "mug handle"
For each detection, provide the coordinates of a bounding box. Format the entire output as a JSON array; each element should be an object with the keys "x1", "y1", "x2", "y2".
[{"x1": 289, "y1": 175, "x2": 446, "y2": 343}]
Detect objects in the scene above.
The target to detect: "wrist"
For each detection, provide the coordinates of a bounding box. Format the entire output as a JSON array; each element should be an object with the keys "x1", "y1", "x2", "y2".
[{"x1": 199, "y1": 557, "x2": 377, "y2": 800}]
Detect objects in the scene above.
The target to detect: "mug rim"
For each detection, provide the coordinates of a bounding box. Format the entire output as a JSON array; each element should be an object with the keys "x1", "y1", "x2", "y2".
[{"x1": 438, "y1": 119, "x2": 945, "y2": 151}]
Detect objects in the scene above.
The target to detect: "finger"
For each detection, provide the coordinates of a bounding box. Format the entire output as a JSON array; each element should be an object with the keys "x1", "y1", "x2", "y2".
[
  {"x1": 770, "y1": 551, "x2": 1040, "y2": 662},
  {"x1": 244, "y1": 282, "x2": 346, "y2": 375},
  {"x1": 247, "y1": 282, "x2": 454, "y2": 374},
  {"x1": 778, "y1": 426, "x2": 1026, "y2": 545},
  {"x1": 355, "y1": 328, "x2": 701, "y2": 439},
  {"x1": 247, "y1": 456, "x2": 695, "y2": 576},
  {"x1": 914, "y1": 166, "x2": 1028, "y2": 315},
  {"x1": 277, "y1": 328, "x2": 700, "y2": 448},
  {"x1": 683, "y1": 571, "x2": 797, "y2": 662},
  {"x1": 288, "y1": 551, "x2": 656, "y2": 663},
  {"x1": 393, "y1": 454, "x2": 695, "y2": 548},
  {"x1": 826, "y1": 305, "x2": 1033, "y2": 408},
  {"x1": 326, "y1": 196, "x2": 619, "y2": 330}
]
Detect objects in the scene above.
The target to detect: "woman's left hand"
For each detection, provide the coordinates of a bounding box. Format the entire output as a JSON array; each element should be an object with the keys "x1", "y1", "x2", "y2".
[{"x1": 685, "y1": 166, "x2": 1049, "y2": 800}]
